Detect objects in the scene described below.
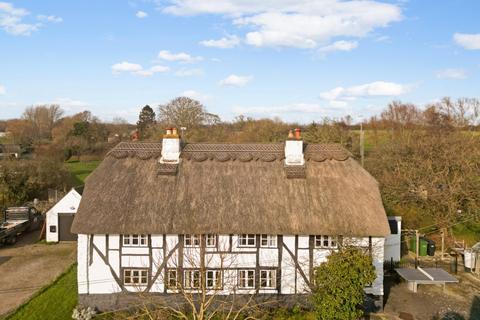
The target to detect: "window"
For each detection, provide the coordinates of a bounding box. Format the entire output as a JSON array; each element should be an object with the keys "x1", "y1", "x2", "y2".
[
  {"x1": 49, "y1": 225, "x2": 56, "y2": 233},
  {"x1": 123, "y1": 234, "x2": 148, "y2": 246},
  {"x1": 260, "y1": 235, "x2": 277, "y2": 248},
  {"x1": 238, "y1": 270, "x2": 255, "y2": 288},
  {"x1": 123, "y1": 269, "x2": 148, "y2": 285},
  {"x1": 206, "y1": 234, "x2": 216, "y2": 247},
  {"x1": 167, "y1": 269, "x2": 178, "y2": 289},
  {"x1": 184, "y1": 270, "x2": 200, "y2": 289},
  {"x1": 314, "y1": 235, "x2": 338, "y2": 249},
  {"x1": 260, "y1": 270, "x2": 276, "y2": 289},
  {"x1": 238, "y1": 234, "x2": 256, "y2": 247},
  {"x1": 206, "y1": 270, "x2": 222, "y2": 289},
  {"x1": 184, "y1": 234, "x2": 201, "y2": 247}
]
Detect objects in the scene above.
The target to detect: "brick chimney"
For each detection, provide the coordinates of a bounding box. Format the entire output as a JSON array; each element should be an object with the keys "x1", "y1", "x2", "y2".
[
  {"x1": 284, "y1": 128, "x2": 304, "y2": 166},
  {"x1": 160, "y1": 128, "x2": 181, "y2": 164}
]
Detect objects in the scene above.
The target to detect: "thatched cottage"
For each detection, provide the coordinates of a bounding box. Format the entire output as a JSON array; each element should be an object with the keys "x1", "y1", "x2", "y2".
[{"x1": 71, "y1": 128, "x2": 390, "y2": 311}]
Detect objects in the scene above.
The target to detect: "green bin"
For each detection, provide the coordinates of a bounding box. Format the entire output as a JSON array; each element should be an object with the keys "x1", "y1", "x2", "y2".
[{"x1": 410, "y1": 237, "x2": 428, "y2": 256}]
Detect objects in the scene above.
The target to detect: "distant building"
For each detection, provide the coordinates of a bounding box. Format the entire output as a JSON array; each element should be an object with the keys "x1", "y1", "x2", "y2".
[
  {"x1": 72, "y1": 129, "x2": 390, "y2": 311},
  {"x1": 0, "y1": 144, "x2": 21, "y2": 159}
]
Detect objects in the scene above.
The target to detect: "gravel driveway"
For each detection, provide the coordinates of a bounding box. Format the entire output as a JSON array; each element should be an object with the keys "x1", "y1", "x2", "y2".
[{"x1": 0, "y1": 230, "x2": 76, "y2": 316}]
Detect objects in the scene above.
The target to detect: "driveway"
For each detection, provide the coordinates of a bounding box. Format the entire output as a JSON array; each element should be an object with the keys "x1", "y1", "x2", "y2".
[{"x1": 0, "y1": 230, "x2": 76, "y2": 316}]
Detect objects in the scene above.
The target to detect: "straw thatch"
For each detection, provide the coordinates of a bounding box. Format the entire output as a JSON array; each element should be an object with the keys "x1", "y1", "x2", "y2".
[{"x1": 71, "y1": 142, "x2": 389, "y2": 236}]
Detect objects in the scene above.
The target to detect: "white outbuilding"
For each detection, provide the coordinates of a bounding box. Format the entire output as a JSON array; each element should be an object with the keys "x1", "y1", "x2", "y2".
[
  {"x1": 385, "y1": 216, "x2": 402, "y2": 263},
  {"x1": 46, "y1": 187, "x2": 82, "y2": 242}
]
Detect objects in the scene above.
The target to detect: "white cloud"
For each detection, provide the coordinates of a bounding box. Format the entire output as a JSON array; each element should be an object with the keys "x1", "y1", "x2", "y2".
[
  {"x1": 0, "y1": 84, "x2": 5, "y2": 95},
  {"x1": 175, "y1": 68, "x2": 204, "y2": 77},
  {"x1": 233, "y1": 103, "x2": 332, "y2": 115},
  {"x1": 111, "y1": 61, "x2": 170, "y2": 76},
  {"x1": 200, "y1": 35, "x2": 240, "y2": 48},
  {"x1": 162, "y1": 0, "x2": 402, "y2": 49},
  {"x1": 0, "y1": 2, "x2": 38, "y2": 35},
  {"x1": 34, "y1": 97, "x2": 88, "y2": 112},
  {"x1": 158, "y1": 50, "x2": 203, "y2": 63},
  {"x1": 37, "y1": 15, "x2": 62, "y2": 23},
  {"x1": 181, "y1": 90, "x2": 210, "y2": 101},
  {"x1": 320, "y1": 81, "x2": 410, "y2": 101},
  {"x1": 111, "y1": 61, "x2": 143, "y2": 74},
  {"x1": 0, "y1": 2, "x2": 61, "y2": 35},
  {"x1": 136, "y1": 11, "x2": 148, "y2": 18},
  {"x1": 319, "y1": 40, "x2": 358, "y2": 53},
  {"x1": 454, "y1": 33, "x2": 480, "y2": 50},
  {"x1": 436, "y1": 68, "x2": 467, "y2": 80},
  {"x1": 219, "y1": 74, "x2": 253, "y2": 87}
]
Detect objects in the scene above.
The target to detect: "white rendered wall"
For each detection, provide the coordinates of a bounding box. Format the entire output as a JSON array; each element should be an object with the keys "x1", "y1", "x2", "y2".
[
  {"x1": 46, "y1": 189, "x2": 81, "y2": 242},
  {"x1": 77, "y1": 233, "x2": 385, "y2": 296},
  {"x1": 384, "y1": 217, "x2": 402, "y2": 262}
]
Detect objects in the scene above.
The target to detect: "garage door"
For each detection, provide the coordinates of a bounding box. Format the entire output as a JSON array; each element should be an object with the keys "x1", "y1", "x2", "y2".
[{"x1": 58, "y1": 213, "x2": 77, "y2": 241}]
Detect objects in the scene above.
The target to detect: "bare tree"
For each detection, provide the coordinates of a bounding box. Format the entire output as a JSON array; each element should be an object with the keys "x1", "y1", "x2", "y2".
[
  {"x1": 158, "y1": 97, "x2": 220, "y2": 131},
  {"x1": 22, "y1": 104, "x2": 64, "y2": 141}
]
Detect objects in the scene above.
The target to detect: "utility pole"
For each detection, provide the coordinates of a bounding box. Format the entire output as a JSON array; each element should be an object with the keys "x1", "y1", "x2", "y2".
[
  {"x1": 416, "y1": 230, "x2": 420, "y2": 268},
  {"x1": 360, "y1": 121, "x2": 365, "y2": 167},
  {"x1": 441, "y1": 228, "x2": 445, "y2": 261}
]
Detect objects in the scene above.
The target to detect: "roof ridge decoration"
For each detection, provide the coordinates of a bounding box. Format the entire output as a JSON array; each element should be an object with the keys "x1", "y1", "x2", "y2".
[{"x1": 106, "y1": 142, "x2": 351, "y2": 162}]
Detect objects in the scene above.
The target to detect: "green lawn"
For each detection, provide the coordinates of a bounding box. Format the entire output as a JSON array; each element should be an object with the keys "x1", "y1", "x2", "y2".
[
  {"x1": 66, "y1": 160, "x2": 101, "y2": 186},
  {"x1": 5, "y1": 265, "x2": 77, "y2": 320}
]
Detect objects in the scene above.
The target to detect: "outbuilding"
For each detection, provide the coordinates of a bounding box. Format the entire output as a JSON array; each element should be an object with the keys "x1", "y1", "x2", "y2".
[{"x1": 46, "y1": 187, "x2": 82, "y2": 242}]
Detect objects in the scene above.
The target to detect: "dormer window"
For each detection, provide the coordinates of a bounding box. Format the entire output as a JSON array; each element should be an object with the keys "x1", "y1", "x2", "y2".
[
  {"x1": 238, "y1": 234, "x2": 256, "y2": 247},
  {"x1": 314, "y1": 235, "x2": 338, "y2": 249},
  {"x1": 123, "y1": 234, "x2": 147, "y2": 246}
]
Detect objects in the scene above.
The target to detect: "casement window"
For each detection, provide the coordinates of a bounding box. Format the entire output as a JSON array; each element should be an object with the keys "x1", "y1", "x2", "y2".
[
  {"x1": 260, "y1": 270, "x2": 276, "y2": 289},
  {"x1": 167, "y1": 269, "x2": 178, "y2": 289},
  {"x1": 314, "y1": 235, "x2": 338, "y2": 249},
  {"x1": 260, "y1": 235, "x2": 277, "y2": 248},
  {"x1": 206, "y1": 234, "x2": 216, "y2": 247},
  {"x1": 184, "y1": 234, "x2": 201, "y2": 247},
  {"x1": 184, "y1": 270, "x2": 201, "y2": 289},
  {"x1": 123, "y1": 269, "x2": 148, "y2": 285},
  {"x1": 238, "y1": 234, "x2": 256, "y2": 247},
  {"x1": 206, "y1": 270, "x2": 222, "y2": 289},
  {"x1": 238, "y1": 270, "x2": 255, "y2": 288},
  {"x1": 123, "y1": 234, "x2": 148, "y2": 246}
]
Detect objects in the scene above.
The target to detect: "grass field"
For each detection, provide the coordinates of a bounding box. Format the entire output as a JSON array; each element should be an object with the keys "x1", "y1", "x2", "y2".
[
  {"x1": 5, "y1": 265, "x2": 77, "y2": 320},
  {"x1": 66, "y1": 160, "x2": 101, "y2": 185}
]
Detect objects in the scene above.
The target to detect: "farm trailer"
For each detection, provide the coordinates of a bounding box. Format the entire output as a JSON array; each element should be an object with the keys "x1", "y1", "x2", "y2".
[{"x1": 0, "y1": 206, "x2": 43, "y2": 245}]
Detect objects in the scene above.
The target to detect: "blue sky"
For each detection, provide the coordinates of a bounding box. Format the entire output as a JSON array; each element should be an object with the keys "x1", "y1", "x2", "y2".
[{"x1": 1, "y1": 0, "x2": 479, "y2": 123}]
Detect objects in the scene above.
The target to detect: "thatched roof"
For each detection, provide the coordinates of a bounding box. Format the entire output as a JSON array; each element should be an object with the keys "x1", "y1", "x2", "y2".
[{"x1": 71, "y1": 142, "x2": 389, "y2": 236}]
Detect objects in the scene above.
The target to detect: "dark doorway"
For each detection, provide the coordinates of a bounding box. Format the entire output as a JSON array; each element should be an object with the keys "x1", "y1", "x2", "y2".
[{"x1": 58, "y1": 213, "x2": 77, "y2": 241}]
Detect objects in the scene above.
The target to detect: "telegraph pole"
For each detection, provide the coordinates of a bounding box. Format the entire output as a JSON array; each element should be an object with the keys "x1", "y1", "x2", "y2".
[{"x1": 360, "y1": 120, "x2": 365, "y2": 167}]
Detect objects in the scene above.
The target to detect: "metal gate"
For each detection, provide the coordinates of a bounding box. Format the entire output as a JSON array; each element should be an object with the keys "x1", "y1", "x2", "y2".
[{"x1": 58, "y1": 213, "x2": 77, "y2": 241}]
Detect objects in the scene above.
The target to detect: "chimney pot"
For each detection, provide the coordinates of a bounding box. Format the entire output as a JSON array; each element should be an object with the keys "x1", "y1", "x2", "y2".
[
  {"x1": 288, "y1": 130, "x2": 294, "y2": 139},
  {"x1": 166, "y1": 128, "x2": 172, "y2": 135},
  {"x1": 294, "y1": 128, "x2": 301, "y2": 140}
]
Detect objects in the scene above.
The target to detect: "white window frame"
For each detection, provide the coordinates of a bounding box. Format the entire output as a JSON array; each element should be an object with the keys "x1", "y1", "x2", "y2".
[
  {"x1": 184, "y1": 270, "x2": 201, "y2": 289},
  {"x1": 260, "y1": 269, "x2": 276, "y2": 289},
  {"x1": 238, "y1": 234, "x2": 256, "y2": 247},
  {"x1": 260, "y1": 235, "x2": 277, "y2": 248},
  {"x1": 206, "y1": 270, "x2": 222, "y2": 289},
  {"x1": 123, "y1": 269, "x2": 148, "y2": 285},
  {"x1": 123, "y1": 234, "x2": 148, "y2": 247},
  {"x1": 314, "y1": 235, "x2": 338, "y2": 249},
  {"x1": 206, "y1": 234, "x2": 216, "y2": 248},
  {"x1": 238, "y1": 270, "x2": 255, "y2": 289},
  {"x1": 184, "y1": 234, "x2": 201, "y2": 247},
  {"x1": 167, "y1": 269, "x2": 178, "y2": 289}
]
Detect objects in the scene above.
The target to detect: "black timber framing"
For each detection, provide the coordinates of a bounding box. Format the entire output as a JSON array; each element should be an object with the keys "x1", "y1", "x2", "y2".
[{"x1": 277, "y1": 235, "x2": 283, "y2": 293}]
